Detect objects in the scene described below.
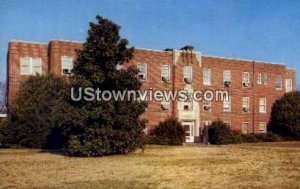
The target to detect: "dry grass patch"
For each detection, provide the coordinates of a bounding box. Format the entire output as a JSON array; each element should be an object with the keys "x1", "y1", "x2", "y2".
[{"x1": 0, "y1": 142, "x2": 299, "y2": 189}]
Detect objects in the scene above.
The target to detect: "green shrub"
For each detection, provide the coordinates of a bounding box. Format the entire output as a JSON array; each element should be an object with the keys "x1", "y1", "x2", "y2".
[
  {"x1": 269, "y1": 91, "x2": 300, "y2": 139},
  {"x1": 0, "y1": 121, "x2": 9, "y2": 148},
  {"x1": 149, "y1": 117, "x2": 185, "y2": 145},
  {"x1": 208, "y1": 120, "x2": 233, "y2": 144},
  {"x1": 241, "y1": 134, "x2": 259, "y2": 143},
  {"x1": 230, "y1": 131, "x2": 243, "y2": 144},
  {"x1": 7, "y1": 74, "x2": 67, "y2": 148},
  {"x1": 241, "y1": 133, "x2": 281, "y2": 143}
]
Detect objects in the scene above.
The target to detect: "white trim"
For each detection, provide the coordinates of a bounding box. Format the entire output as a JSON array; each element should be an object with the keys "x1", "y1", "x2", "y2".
[
  {"x1": 203, "y1": 55, "x2": 285, "y2": 66},
  {"x1": 9, "y1": 40, "x2": 47, "y2": 45},
  {"x1": 51, "y1": 39, "x2": 83, "y2": 44}
]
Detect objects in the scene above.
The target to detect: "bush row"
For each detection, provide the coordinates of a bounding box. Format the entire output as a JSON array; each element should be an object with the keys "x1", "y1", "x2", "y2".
[{"x1": 207, "y1": 120, "x2": 282, "y2": 145}]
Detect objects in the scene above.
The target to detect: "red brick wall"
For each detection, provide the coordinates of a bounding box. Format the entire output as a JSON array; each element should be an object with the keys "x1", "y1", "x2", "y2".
[
  {"x1": 7, "y1": 41, "x2": 48, "y2": 108},
  {"x1": 7, "y1": 40, "x2": 297, "y2": 137}
]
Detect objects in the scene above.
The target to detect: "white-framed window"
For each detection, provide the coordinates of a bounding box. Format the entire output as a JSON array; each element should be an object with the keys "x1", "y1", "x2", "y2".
[
  {"x1": 183, "y1": 66, "x2": 192, "y2": 82},
  {"x1": 258, "y1": 73, "x2": 268, "y2": 85},
  {"x1": 259, "y1": 122, "x2": 267, "y2": 133},
  {"x1": 20, "y1": 57, "x2": 42, "y2": 75},
  {"x1": 275, "y1": 75, "x2": 282, "y2": 89},
  {"x1": 262, "y1": 74, "x2": 268, "y2": 84},
  {"x1": 161, "y1": 65, "x2": 170, "y2": 82},
  {"x1": 203, "y1": 68, "x2": 211, "y2": 85},
  {"x1": 242, "y1": 72, "x2": 250, "y2": 87},
  {"x1": 223, "y1": 70, "x2": 231, "y2": 83},
  {"x1": 242, "y1": 97, "x2": 250, "y2": 112},
  {"x1": 261, "y1": 73, "x2": 268, "y2": 85},
  {"x1": 223, "y1": 96, "x2": 231, "y2": 112},
  {"x1": 61, "y1": 56, "x2": 74, "y2": 75},
  {"x1": 242, "y1": 122, "x2": 249, "y2": 134},
  {"x1": 203, "y1": 100, "x2": 212, "y2": 112},
  {"x1": 183, "y1": 94, "x2": 193, "y2": 110},
  {"x1": 259, "y1": 98, "x2": 267, "y2": 113},
  {"x1": 224, "y1": 122, "x2": 231, "y2": 128},
  {"x1": 257, "y1": 73, "x2": 262, "y2": 85},
  {"x1": 285, "y1": 79, "x2": 293, "y2": 93},
  {"x1": 137, "y1": 63, "x2": 147, "y2": 81}
]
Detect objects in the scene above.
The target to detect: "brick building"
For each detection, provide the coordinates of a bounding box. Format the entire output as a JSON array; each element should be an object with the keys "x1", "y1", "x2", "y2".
[{"x1": 7, "y1": 40, "x2": 297, "y2": 143}]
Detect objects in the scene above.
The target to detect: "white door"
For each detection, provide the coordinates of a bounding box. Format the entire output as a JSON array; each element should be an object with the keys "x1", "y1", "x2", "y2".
[{"x1": 183, "y1": 122, "x2": 194, "y2": 143}]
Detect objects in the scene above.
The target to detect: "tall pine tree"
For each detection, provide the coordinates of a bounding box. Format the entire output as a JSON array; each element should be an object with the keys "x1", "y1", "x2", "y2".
[{"x1": 65, "y1": 15, "x2": 147, "y2": 157}]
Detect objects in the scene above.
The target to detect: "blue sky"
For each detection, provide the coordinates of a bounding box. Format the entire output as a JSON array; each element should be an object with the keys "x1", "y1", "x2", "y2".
[{"x1": 0, "y1": 0, "x2": 299, "y2": 83}]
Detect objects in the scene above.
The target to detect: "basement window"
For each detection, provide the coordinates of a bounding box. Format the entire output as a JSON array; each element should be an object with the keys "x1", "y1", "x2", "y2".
[{"x1": 259, "y1": 122, "x2": 267, "y2": 133}]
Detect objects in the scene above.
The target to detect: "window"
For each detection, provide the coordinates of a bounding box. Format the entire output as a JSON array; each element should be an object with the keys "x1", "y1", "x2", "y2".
[
  {"x1": 20, "y1": 57, "x2": 31, "y2": 75},
  {"x1": 183, "y1": 94, "x2": 193, "y2": 110},
  {"x1": 223, "y1": 70, "x2": 231, "y2": 82},
  {"x1": 161, "y1": 65, "x2": 170, "y2": 82},
  {"x1": 203, "y1": 100, "x2": 212, "y2": 112},
  {"x1": 183, "y1": 66, "x2": 192, "y2": 83},
  {"x1": 262, "y1": 74, "x2": 268, "y2": 84},
  {"x1": 259, "y1": 122, "x2": 267, "y2": 133},
  {"x1": 203, "y1": 68, "x2": 211, "y2": 85},
  {"x1": 257, "y1": 73, "x2": 262, "y2": 85},
  {"x1": 285, "y1": 79, "x2": 293, "y2": 92},
  {"x1": 275, "y1": 75, "x2": 282, "y2": 89},
  {"x1": 61, "y1": 56, "x2": 73, "y2": 75},
  {"x1": 20, "y1": 57, "x2": 42, "y2": 75},
  {"x1": 137, "y1": 63, "x2": 147, "y2": 81},
  {"x1": 223, "y1": 96, "x2": 231, "y2": 112},
  {"x1": 259, "y1": 98, "x2": 266, "y2": 113},
  {"x1": 242, "y1": 122, "x2": 249, "y2": 134},
  {"x1": 161, "y1": 98, "x2": 170, "y2": 111},
  {"x1": 242, "y1": 72, "x2": 250, "y2": 87},
  {"x1": 242, "y1": 97, "x2": 250, "y2": 112},
  {"x1": 224, "y1": 122, "x2": 231, "y2": 128}
]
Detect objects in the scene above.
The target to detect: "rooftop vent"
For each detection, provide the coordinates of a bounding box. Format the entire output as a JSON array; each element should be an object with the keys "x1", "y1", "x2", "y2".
[
  {"x1": 164, "y1": 48, "x2": 174, "y2": 51},
  {"x1": 181, "y1": 45, "x2": 194, "y2": 51}
]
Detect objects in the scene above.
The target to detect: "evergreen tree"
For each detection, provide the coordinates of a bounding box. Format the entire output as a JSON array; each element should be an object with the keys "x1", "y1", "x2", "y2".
[
  {"x1": 65, "y1": 15, "x2": 147, "y2": 157},
  {"x1": 268, "y1": 91, "x2": 300, "y2": 139}
]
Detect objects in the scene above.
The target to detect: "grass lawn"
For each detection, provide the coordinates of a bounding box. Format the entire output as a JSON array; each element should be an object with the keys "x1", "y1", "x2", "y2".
[{"x1": 0, "y1": 142, "x2": 299, "y2": 189}]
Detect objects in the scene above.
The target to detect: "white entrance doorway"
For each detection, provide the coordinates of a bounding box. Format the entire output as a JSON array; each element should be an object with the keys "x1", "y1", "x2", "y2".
[{"x1": 182, "y1": 121, "x2": 194, "y2": 143}]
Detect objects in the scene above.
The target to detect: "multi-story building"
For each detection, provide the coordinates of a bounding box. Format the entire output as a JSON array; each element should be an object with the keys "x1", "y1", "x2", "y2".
[{"x1": 7, "y1": 40, "x2": 297, "y2": 143}]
